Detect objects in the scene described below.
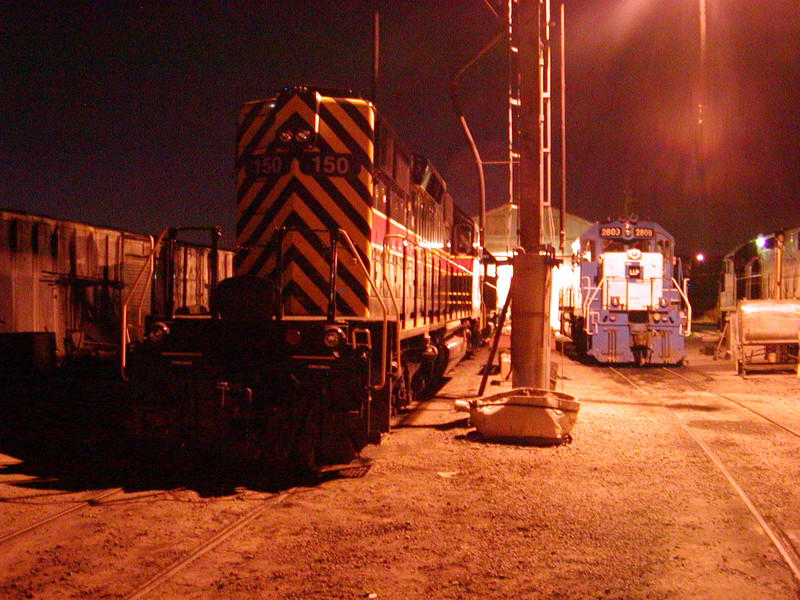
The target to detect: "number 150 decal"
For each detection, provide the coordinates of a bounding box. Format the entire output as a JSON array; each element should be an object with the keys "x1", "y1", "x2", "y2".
[
  {"x1": 248, "y1": 152, "x2": 361, "y2": 179},
  {"x1": 298, "y1": 152, "x2": 360, "y2": 177}
]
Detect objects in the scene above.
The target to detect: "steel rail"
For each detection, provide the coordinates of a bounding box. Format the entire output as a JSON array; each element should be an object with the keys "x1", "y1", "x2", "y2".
[
  {"x1": 662, "y1": 366, "x2": 800, "y2": 440},
  {"x1": 0, "y1": 486, "x2": 123, "y2": 546},
  {"x1": 122, "y1": 487, "x2": 302, "y2": 600},
  {"x1": 610, "y1": 367, "x2": 800, "y2": 585},
  {"x1": 0, "y1": 458, "x2": 192, "y2": 547}
]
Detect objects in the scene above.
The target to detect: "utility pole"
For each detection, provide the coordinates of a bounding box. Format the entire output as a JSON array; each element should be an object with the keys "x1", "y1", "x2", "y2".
[{"x1": 510, "y1": 0, "x2": 552, "y2": 389}]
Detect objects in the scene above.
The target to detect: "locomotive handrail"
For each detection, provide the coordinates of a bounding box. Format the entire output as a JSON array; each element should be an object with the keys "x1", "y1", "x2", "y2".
[
  {"x1": 120, "y1": 228, "x2": 168, "y2": 379},
  {"x1": 381, "y1": 234, "x2": 408, "y2": 377},
  {"x1": 581, "y1": 276, "x2": 604, "y2": 334},
  {"x1": 338, "y1": 228, "x2": 388, "y2": 391},
  {"x1": 386, "y1": 233, "x2": 475, "y2": 275},
  {"x1": 384, "y1": 233, "x2": 476, "y2": 319},
  {"x1": 672, "y1": 277, "x2": 693, "y2": 336},
  {"x1": 381, "y1": 234, "x2": 409, "y2": 319},
  {"x1": 581, "y1": 274, "x2": 693, "y2": 337}
]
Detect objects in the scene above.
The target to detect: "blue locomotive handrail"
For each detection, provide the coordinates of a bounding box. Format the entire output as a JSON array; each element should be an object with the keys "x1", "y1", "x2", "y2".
[
  {"x1": 671, "y1": 277, "x2": 693, "y2": 336},
  {"x1": 582, "y1": 275, "x2": 692, "y2": 336}
]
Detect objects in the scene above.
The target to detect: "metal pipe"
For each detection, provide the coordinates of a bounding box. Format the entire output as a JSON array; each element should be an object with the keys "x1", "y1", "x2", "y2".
[
  {"x1": 559, "y1": 2, "x2": 567, "y2": 252},
  {"x1": 328, "y1": 228, "x2": 339, "y2": 322},
  {"x1": 449, "y1": 28, "x2": 505, "y2": 255},
  {"x1": 371, "y1": 8, "x2": 380, "y2": 104}
]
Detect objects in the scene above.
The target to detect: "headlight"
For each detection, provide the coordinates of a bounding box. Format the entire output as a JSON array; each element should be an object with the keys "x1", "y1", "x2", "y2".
[
  {"x1": 296, "y1": 128, "x2": 312, "y2": 143},
  {"x1": 285, "y1": 328, "x2": 302, "y2": 345},
  {"x1": 610, "y1": 296, "x2": 620, "y2": 307},
  {"x1": 279, "y1": 129, "x2": 293, "y2": 143},
  {"x1": 322, "y1": 326, "x2": 345, "y2": 349},
  {"x1": 147, "y1": 322, "x2": 170, "y2": 345},
  {"x1": 659, "y1": 298, "x2": 668, "y2": 308},
  {"x1": 652, "y1": 312, "x2": 662, "y2": 322}
]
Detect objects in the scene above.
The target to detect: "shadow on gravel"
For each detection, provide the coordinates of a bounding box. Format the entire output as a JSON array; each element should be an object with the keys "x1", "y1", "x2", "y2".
[
  {"x1": 455, "y1": 430, "x2": 572, "y2": 448},
  {"x1": 669, "y1": 403, "x2": 723, "y2": 412},
  {"x1": 685, "y1": 418, "x2": 771, "y2": 435},
  {"x1": 393, "y1": 417, "x2": 471, "y2": 431},
  {"x1": 0, "y1": 366, "x2": 352, "y2": 499}
]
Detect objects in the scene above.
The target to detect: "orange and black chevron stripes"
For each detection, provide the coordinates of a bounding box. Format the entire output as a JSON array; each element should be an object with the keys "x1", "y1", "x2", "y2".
[{"x1": 235, "y1": 89, "x2": 375, "y2": 317}]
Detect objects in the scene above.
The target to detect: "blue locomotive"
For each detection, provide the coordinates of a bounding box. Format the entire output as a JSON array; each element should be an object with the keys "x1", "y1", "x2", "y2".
[{"x1": 559, "y1": 217, "x2": 691, "y2": 365}]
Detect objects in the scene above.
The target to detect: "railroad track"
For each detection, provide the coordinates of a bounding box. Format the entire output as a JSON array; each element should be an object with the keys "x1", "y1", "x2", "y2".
[
  {"x1": 0, "y1": 485, "x2": 125, "y2": 546},
  {"x1": 663, "y1": 364, "x2": 800, "y2": 439},
  {"x1": 609, "y1": 364, "x2": 800, "y2": 585},
  {"x1": 0, "y1": 455, "x2": 318, "y2": 599},
  {"x1": 0, "y1": 457, "x2": 195, "y2": 548},
  {"x1": 120, "y1": 486, "x2": 305, "y2": 600}
]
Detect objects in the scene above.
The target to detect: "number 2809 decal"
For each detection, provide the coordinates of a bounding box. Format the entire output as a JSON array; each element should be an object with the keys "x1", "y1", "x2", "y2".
[{"x1": 247, "y1": 152, "x2": 360, "y2": 179}]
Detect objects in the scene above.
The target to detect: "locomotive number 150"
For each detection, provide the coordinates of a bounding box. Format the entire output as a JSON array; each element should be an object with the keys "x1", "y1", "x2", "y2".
[
  {"x1": 248, "y1": 152, "x2": 360, "y2": 179},
  {"x1": 299, "y1": 153, "x2": 359, "y2": 177}
]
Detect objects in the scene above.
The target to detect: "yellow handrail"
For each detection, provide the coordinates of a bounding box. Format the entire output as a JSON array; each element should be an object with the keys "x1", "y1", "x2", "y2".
[{"x1": 338, "y1": 229, "x2": 388, "y2": 391}]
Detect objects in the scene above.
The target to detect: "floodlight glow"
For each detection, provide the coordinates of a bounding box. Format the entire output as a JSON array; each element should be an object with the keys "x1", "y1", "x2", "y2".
[{"x1": 756, "y1": 236, "x2": 767, "y2": 249}]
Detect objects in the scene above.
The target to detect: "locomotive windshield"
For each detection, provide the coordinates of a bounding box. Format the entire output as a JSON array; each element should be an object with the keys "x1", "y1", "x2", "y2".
[
  {"x1": 601, "y1": 239, "x2": 653, "y2": 253},
  {"x1": 599, "y1": 235, "x2": 673, "y2": 262}
]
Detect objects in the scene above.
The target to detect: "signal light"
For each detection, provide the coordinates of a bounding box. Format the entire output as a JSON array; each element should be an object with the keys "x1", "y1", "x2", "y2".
[{"x1": 285, "y1": 328, "x2": 302, "y2": 346}]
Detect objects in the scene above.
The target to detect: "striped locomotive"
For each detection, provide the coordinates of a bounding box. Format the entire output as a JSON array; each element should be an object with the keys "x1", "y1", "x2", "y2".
[
  {"x1": 127, "y1": 86, "x2": 484, "y2": 472},
  {"x1": 558, "y1": 217, "x2": 691, "y2": 365}
]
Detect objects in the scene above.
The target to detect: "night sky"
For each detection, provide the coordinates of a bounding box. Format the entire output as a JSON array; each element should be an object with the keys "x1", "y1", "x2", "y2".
[{"x1": 3, "y1": 1, "x2": 800, "y2": 257}]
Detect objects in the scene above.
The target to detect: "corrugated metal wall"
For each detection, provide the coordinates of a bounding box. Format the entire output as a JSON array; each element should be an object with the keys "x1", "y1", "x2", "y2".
[{"x1": 1, "y1": 210, "x2": 234, "y2": 358}]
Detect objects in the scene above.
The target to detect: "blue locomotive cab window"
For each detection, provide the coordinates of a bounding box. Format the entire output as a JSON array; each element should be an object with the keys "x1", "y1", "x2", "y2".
[
  {"x1": 582, "y1": 240, "x2": 595, "y2": 262},
  {"x1": 602, "y1": 239, "x2": 626, "y2": 252},
  {"x1": 657, "y1": 239, "x2": 673, "y2": 263}
]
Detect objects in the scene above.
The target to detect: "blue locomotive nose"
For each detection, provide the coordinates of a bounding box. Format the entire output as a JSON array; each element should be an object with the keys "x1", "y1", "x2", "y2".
[{"x1": 559, "y1": 217, "x2": 691, "y2": 366}]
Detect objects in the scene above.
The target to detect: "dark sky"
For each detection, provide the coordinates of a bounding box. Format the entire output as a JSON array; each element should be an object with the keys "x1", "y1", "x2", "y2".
[{"x1": 3, "y1": 1, "x2": 799, "y2": 256}]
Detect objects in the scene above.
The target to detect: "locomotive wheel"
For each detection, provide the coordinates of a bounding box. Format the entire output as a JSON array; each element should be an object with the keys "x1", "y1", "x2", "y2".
[
  {"x1": 572, "y1": 317, "x2": 588, "y2": 355},
  {"x1": 410, "y1": 356, "x2": 437, "y2": 398},
  {"x1": 632, "y1": 347, "x2": 645, "y2": 366},
  {"x1": 391, "y1": 371, "x2": 411, "y2": 415}
]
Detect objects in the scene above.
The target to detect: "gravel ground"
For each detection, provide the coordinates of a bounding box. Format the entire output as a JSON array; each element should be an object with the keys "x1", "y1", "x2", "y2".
[{"x1": 2, "y1": 334, "x2": 800, "y2": 599}]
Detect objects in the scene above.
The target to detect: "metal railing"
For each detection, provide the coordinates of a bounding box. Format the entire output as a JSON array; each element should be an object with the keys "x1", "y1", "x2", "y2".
[{"x1": 120, "y1": 229, "x2": 168, "y2": 378}]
